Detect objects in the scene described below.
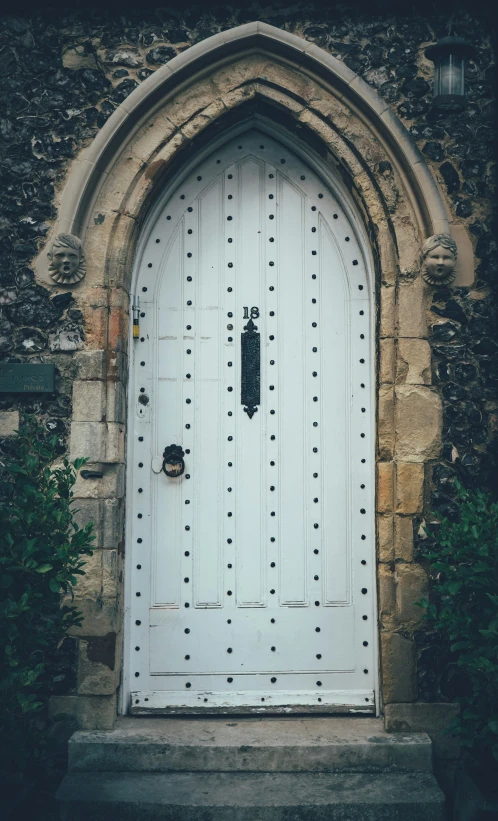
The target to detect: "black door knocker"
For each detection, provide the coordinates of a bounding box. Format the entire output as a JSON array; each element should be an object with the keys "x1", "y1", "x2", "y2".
[{"x1": 162, "y1": 444, "x2": 185, "y2": 478}]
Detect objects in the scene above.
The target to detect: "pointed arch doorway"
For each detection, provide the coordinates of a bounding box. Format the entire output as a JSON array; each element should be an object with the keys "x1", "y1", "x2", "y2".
[{"x1": 127, "y1": 123, "x2": 376, "y2": 713}]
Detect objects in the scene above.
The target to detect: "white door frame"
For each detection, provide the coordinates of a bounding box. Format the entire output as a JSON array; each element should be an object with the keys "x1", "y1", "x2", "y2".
[{"x1": 121, "y1": 117, "x2": 378, "y2": 715}]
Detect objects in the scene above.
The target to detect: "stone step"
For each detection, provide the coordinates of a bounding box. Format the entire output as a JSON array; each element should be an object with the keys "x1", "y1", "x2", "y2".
[
  {"x1": 68, "y1": 716, "x2": 433, "y2": 774},
  {"x1": 57, "y1": 771, "x2": 446, "y2": 821}
]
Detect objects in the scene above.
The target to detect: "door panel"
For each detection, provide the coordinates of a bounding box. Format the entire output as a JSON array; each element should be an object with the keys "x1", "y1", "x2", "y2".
[{"x1": 128, "y1": 129, "x2": 375, "y2": 711}]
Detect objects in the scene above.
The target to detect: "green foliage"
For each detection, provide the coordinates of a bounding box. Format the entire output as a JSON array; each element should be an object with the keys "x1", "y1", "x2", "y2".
[
  {"x1": 418, "y1": 481, "x2": 498, "y2": 763},
  {"x1": 0, "y1": 414, "x2": 94, "y2": 773}
]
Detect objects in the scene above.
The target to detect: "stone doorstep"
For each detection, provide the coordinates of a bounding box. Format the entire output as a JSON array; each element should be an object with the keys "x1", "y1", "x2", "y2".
[
  {"x1": 57, "y1": 771, "x2": 446, "y2": 821},
  {"x1": 68, "y1": 716, "x2": 433, "y2": 774}
]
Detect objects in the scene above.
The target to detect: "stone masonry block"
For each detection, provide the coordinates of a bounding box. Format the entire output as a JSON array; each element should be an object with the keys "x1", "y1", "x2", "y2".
[
  {"x1": 395, "y1": 463, "x2": 424, "y2": 514},
  {"x1": 378, "y1": 386, "x2": 394, "y2": 460},
  {"x1": 106, "y1": 423, "x2": 125, "y2": 464},
  {"x1": 72, "y1": 551, "x2": 103, "y2": 599},
  {"x1": 395, "y1": 516, "x2": 414, "y2": 561},
  {"x1": 74, "y1": 350, "x2": 106, "y2": 380},
  {"x1": 380, "y1": 285, "x2": 395, "y2": 338},
  {"x1": 73, "y1": 464, "x2": 125, "y2": 500},
  {"x1": 0, "y1": 410, "x2": 19, "y2": 437},
  {"x1": 396, "y1": 339, "x2": 431, "y2": 385},
  {"x1": 77, "y1": 631, "x2": 122, "y2": 696},
  {"x1": 395, "y1": 386, "x2": 442, "y2": 462},
  {"x1": 107, "y1": 382, "x2": 126, "y2": 424},
  {"x1": 396, "y1": 563, "x2": 428, "y2": 627},
  {"x1": 73, "y1": 380, "x2": 106, "y2": 422},
  {"x1": 69, "y1": 597, "x2": 120, "y2": 637},
  {"x1": 377, "y1": 462, "x2": 394, "y2": 513},
  {"x1": 397, "y1": 277, "x2": 427, "y2": 338},
  {"x1": 102, "y1": 550, "x2": 119, "y2": 599},
  {"x1": 70, "y1": 421, "x2": 107, "y2": 462},
  {"x1": 378, "y1": 564, "x2": 396, "y2": 629},
  {"x1": 380, "y1": 338, "x2": 395, "y2": 384},
  {"x1": 385, "y1": 703, "x2": 461, "y2": 758},
  {"x1": 72, "y1": 498, "x2": 123, "y2": 548},
  {"x1": 381, "y1": 632, "x2": 417, "y2": 703},
  {"x1": 49, "y1": 694, "x2": 117, "y2": 730},
  {"x1": 377, "y1": 514, "x2": 394, "y2": 562},
  {"x1": 72, "y1": 498, "x2": 101, "y2": 537}
]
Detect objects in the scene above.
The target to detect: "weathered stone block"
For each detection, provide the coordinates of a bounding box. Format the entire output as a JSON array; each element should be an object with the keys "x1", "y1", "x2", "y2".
[
  {"x1": 384, "y1": 702, "x2": 460, "y2": 758},
  {"x1": 107, "y1": 382, "x2": 126, "y2": 424},
  {"x1": 73, "y1": 380, "x2": 106, "y2": 423},
  {"x1": 381, "y1": 632, "x2": 417, "y2": 703},
  {"x1": 0, "y1": 410, "x2": 19, "y2": 437},
  {"x1": 377, "y1": 514, "x2": 394, "y2": 562},
  {"x1": 395, "y1": 563, "x2": 427, "y2": 626},
  {"x1": 102, "y1": 550, "x2": 119, "y2": 598},
  {"x1": 380, "y1": 285, "x2": 395, "y2": 338},
  {"x1": 380, "y1": 338, "x2": 395, "y2": 384},
  {"x1": 397, "y1": 277, "x2": 427, "y2": 338},
  {"x1": 74, "y1": 350, "x2": 106, "y2": 381},
  {"x1": 106, "y1": 423, "x2": 125, "y2": 464},
  {"x1": 377, "y1": 462, "x2": 394, "y2": 513},
  {"x1": 73, "y1": 464, "x2": 125, "y2": 500},
  {"x1": 107, "y1": 351, "x2": 128, "y2": 383},
  {"x1": 72, "y1": 498, "x2": 101, "y2": 538},
  {"x1": 396, "y1": 339, "x2": 431, "y2": 385},
  {"x1": 378, "y1": 564, "x2": 396, "y2": 629},
  {"x1": 378, "y1": 386, "x2": 394, "y2": 460},
  {"x1": 77, "y1": 631, "x2": 122, "y2": 696},
  {"x1": 72, "y1": 551, "x2": 103, "y2": 599},
  {"x1": 69, "y1": 597, "x2": 121, "y2": 637},
  {"x1": 70, "y1": 421, "x2": 107, "y2": 462},
  {"x1": 395, "y1": 462, "x2": 424, "y2": 514},
  {"x1": 49, "y1": 694, "x2": 117, "y2": 730},
  {"x1": 395, "y1": 386, "x2": 442, "y2": 462},
  {"x1": 83, "y1": 305, "x2": 108, "y2": 350},
  {"x1": 394, "y1": 516, "x2": 414, "y2": 561},
  {"x1": 72, "y1": 498, "x2": 123, "y2": 548}
]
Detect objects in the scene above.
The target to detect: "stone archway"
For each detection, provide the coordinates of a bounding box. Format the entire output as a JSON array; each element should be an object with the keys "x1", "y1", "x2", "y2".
[{"x1": 39, "y1": 22, "x2": 467, "y2": 726}]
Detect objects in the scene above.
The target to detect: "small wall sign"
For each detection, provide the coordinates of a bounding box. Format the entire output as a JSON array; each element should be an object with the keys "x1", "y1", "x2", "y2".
[{"x1": 0, "y1": 364, "x2": 55, "y2": 393}]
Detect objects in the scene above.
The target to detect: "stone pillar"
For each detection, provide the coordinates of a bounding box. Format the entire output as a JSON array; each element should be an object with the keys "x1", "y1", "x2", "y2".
[{"x1": 49, "y1": 288, "x2": 129, "y2": 730}]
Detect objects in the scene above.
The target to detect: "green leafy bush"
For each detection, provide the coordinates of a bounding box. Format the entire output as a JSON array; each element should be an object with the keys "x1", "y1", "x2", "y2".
[
  {"x1": 0, "y1": 414, "x2": 94, "y2": 773},
  {"x1": 419, "y1": 481, "x2": 498, "y2": 763}
]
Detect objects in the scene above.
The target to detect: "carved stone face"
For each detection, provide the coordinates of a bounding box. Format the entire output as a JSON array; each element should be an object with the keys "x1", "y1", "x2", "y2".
[
  {"x1": 424, "y1": 245, "x2": 457, "y2": 282},
  {"x1": 51, "y1": 242, "x2": 81, "y2": 279},
  {"x1": 48, "y1": 233, "x2": 86, "y2": 284}
]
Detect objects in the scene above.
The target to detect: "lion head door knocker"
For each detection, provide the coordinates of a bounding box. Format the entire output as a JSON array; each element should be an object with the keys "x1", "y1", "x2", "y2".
[
  {"x1": 48, "y1": 233, "x2": 86, "y2": 285},
  {"x1": 162, "y1": 444, "x2": 185, "y2": 478},
  {"x1": 421, "y1": 233, "x2": 458, "y2": 287}
]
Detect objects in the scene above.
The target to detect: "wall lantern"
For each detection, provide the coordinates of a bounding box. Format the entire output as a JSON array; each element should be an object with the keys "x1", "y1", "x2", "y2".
[{"x1": 425, "y1": 36, "x2": 477, "y2": 111}]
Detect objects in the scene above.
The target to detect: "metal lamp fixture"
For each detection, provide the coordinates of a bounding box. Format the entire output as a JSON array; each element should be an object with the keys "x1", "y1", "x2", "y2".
[{"x1": 425, "y1": 35, "x2": 477, "y2": 111}]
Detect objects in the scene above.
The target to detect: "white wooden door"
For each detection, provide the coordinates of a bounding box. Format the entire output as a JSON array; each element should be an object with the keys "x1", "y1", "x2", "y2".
[{"x1": 128, "y1": 129, "x2": 375, "y2": 712}]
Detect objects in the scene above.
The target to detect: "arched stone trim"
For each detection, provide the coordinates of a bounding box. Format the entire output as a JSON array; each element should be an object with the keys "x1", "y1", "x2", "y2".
[
  {"x1": 48, "y1": 21, "x2": 449, "y2": 247},
  {"x1": 48, "y1": 22, "x2": 454, "y2": 724}
]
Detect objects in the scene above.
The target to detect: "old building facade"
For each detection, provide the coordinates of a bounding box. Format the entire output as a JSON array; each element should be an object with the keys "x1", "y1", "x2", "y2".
[{"x1": 0, "y1": 0, "x2": 496, "y2": 792}]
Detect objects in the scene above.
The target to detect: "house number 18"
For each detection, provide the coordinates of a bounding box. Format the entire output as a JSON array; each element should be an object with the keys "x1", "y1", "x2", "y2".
[{"x1": 243, "y1": 307, "x2": 260, "y2": 319}]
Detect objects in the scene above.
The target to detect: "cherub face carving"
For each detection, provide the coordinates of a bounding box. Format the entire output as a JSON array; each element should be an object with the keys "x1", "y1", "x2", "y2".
[
  {"x1": 421, "y1": 234, "x2": 458, "y2": 286},
  {"x1": 48, "y1": 233, "x2": 86, "y2": 284}
]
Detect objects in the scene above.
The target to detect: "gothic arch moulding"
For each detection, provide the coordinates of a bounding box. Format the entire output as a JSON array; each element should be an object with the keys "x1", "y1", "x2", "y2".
[
  {"x1": 35, "y1": 19, "x2": 476, "y2": 299},
  {"x1": 38, "y1": 21, "x2": 463, "y2": 716}
]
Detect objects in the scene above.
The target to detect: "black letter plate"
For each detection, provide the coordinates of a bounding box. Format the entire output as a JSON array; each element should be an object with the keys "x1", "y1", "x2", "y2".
[{"x1": 241, "y1": 319, "x2": 260, "y2": 419}]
